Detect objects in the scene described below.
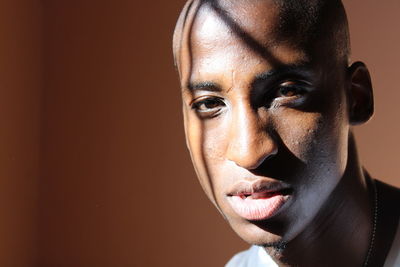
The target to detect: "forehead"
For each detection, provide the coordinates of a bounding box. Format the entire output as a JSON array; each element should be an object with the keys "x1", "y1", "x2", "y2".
[
  {"x1": 193, "y1": 0, "x2": 279, "y2": 46},
  {"x1": 180, "y1": 0, "x2": 308, "y2": 85}
]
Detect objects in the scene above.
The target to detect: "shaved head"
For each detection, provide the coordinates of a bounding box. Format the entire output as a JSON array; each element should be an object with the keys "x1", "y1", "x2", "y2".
[
  {"x1": 273, "y1": 0, "x2": 350, "y2": 61},
  {"x1": 173, "y1": 0, "x2": 350, "y2": 74}
]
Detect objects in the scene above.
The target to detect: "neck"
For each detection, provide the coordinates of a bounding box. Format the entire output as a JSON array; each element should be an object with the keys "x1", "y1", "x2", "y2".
[{"x1": 266, "y1": 133, "x2": 374, "y2": 267}]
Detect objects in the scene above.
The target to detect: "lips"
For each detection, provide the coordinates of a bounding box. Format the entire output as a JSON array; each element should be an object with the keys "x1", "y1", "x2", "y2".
[{"x1": 226, "y1": 179, "x2": 291, "y2": 221}]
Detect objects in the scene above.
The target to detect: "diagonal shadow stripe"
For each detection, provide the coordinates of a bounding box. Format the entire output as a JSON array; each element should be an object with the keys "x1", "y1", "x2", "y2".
[{"x1": 205, "y1": 0, "x2": 283, "y2": 68}]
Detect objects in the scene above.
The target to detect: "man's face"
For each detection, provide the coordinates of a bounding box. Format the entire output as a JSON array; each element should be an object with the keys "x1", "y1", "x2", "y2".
[{"x1": 179, "y1": 1, "x2": 350, "y2": 245}]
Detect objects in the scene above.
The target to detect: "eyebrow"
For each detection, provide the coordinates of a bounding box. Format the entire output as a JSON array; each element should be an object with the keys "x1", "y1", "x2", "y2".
[
  {"x1": 254, "y1": 65, "x2": 314, "y2": 83},
  {"x1": 186, "y1": 81, "x2": 222, "y2": 92},
  {"x1": 185, "y1": 65, "x2": 313, "y2": 93}
]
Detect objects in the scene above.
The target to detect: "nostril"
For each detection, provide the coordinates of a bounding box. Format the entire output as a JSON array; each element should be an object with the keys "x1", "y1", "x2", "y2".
[
  {"x1": 246, "y1": 150, "x2": 277, "y2": 170},
  {"x1": 227, "y1": 141, "x2": 278, "y2": 170},
  {"x1": 263, "y1": 150, "x2": 278, "y2": 162}
]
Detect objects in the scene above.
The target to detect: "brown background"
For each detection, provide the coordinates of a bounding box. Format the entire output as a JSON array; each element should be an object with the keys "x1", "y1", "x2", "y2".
[{"x1": 0, "y1": 0, "x2": 398, "y2": 266}]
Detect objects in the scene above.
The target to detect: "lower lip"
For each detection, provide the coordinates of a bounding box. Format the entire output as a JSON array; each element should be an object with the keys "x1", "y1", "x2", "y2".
[{"x1": 227, "y1": 193, "x2": 289, "y2": 221}]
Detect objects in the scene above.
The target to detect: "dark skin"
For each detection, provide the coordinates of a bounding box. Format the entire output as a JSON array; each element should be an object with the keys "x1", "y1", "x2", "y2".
[{"x1": 174, "y1": 0, "x2": 400, "y2": 266}]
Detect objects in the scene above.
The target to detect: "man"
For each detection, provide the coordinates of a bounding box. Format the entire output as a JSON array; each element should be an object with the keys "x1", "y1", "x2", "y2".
[{"x1": 172, "y1": 0, "x2": 400, "y2": 266}]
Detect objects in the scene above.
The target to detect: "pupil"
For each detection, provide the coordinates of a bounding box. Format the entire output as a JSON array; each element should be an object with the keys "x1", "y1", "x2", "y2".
[
  {"x1": 281, "y1": 87, "x2": 296, "y2": 96},
  {"x1": 205, "y1": 100, "x2": 219, "y2": 108}
]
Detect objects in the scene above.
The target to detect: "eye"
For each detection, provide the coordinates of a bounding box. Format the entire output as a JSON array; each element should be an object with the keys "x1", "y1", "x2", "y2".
[
  {"x1": 276, "y1": 81, "x2": 307, "y2": 98},
  {"x1": 191, "y1": 97, "x2": 225, "y2": 118}
]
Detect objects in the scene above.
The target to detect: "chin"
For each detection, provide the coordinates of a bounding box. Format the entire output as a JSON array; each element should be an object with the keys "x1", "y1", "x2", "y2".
[{"x1": 228, "y1": 217, "x2": 288, "y2": 246}]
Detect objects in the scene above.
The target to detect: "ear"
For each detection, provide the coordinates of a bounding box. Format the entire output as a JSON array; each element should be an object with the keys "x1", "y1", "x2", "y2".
[{"x1": 346, "y1": 61, "x2": 374, "y2": 125}]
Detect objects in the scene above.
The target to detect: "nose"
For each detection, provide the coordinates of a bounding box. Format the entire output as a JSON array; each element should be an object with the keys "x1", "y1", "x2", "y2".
[{"x1": 226, "y1": 104, "x2": 278, "y2": 170}]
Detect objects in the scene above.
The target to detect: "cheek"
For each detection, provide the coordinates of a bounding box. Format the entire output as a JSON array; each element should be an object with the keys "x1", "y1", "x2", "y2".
[
  {"x1": 198, "y1": 123, "x2": 231, "y2": 190},
  {"x1": 184, "y1": 111, "x2": 227, "y2": 203},
  {"x1": 272, "y1": 109, "x2": 324, "y2": 161},
  {"x1": 273, "y1": 108, "x2": 348, "y2": 169}
]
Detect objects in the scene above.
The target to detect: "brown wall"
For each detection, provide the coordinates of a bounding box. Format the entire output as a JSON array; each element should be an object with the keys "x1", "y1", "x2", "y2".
[
  {"x1": 39, "y1": 1, "x2": 246, "y2": 266},
  {"x1": 0, "y1": 1, "x2": 398, "y2": 266},
  {"x1": 0, "y1": 0, "x2": 42, "y2": 266},
  {"x1": 346, "y1": 0, "x2": 400, "y2": 186}
]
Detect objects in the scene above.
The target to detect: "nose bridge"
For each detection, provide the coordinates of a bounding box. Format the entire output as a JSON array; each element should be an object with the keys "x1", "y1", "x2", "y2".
[{"x1": 226, "y1": 102, "x2": 277, "y2": 170}]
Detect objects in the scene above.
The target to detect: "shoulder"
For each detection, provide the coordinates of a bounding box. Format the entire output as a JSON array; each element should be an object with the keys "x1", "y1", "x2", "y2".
[
  {"x1": 225, "y1": 246, "x2": 278, "y2": 267},
  {"x1": 375, "y1": 179, "x2": 400, "y2": 266},
  {"x1": 384, "y1": 219, "x2": 400, "y2": 267}
]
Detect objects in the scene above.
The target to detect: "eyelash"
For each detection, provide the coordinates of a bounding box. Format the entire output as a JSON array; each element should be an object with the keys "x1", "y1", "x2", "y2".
[
  {"x1": 191, "y1": 97, "x2": 226, "y2": 118},
  {"x1": 275, "y1": 84, "x2": 307, "y2": 98},
  {"x1": 190, "y1": 81, "x2": 309, "y2": 118}
]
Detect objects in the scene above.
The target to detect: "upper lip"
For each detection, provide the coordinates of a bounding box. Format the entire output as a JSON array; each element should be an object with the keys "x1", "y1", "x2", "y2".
[{"x1": 226, "y1": 178, "x2": 291, "y2": 197}]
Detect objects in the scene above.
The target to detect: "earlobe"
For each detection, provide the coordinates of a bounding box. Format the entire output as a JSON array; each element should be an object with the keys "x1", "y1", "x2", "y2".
[{"x1": 347, "y1": 61, "x2": 374, "y2": 125}]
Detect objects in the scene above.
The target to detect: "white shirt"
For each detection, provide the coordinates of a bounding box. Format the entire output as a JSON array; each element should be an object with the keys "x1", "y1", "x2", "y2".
[
  {"x1": 226, "y1": 222, "x2": 400, "y2": 267},
  {"x1": 225, "y1": 245, "x2": 278, "y2": 267}
]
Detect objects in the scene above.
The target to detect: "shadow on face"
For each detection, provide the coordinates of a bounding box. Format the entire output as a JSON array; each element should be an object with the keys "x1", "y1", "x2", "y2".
[{"x1": 173, "y1": 0, "x2": 372, "y2": 246}]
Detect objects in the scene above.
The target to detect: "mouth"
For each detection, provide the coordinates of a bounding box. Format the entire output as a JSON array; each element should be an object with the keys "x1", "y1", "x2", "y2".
[{"x1": 226, "y1": 180, "x2": 292, "y2": 221}]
